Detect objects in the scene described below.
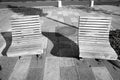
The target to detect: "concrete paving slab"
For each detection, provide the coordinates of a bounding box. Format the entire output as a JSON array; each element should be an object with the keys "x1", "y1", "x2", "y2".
[
  {"x1": 57, "y1": 17, "x2": 64, "y2": 22},
  {"x1": 56, "y1": 26, "x2": 77, "y2": 36},
  {"x1": 0, "y1": 5, "x2": 120, "y2": 80},
  {"x1": 73, "y1": 12, "x2": 80, "y2": 16},
  {"x1": 0, "y1": 57, "x2": 18, "y2": 80},
  {"x1": 94, "y1": 5, "x2": 120, "y2": 15},
  {"x1": 74, "y1": 59, "x2": 95, "y2": 80},
  {"x1": 46, "y1": 39, "x2": 54, "y2": 57},
  {"x1": 43, "y1": 57, "x2": 60, "y2": 80},
  {"x1": 85, "y1": 59, "x2": 104, "y2": 67},
  {"x1": 57, "y1": 11, "x2": 63, "y2": 15},
  {"x1": 57, "y1": 23, "x2": 67, "y2": 27},
  {"x1": 92, "y1": 67, "x2": 113, "y2": 80},
  {"x1": 63, "y1": 16, "x2": 72, "y2": 25},
  {"x1": 102, "y1": 60, "x2": 120, "y2": 80},
  {"x1": 56, "y1": 15, "x2": 65, "y2": 26},
  {"x1": 72, "y1": 22, "x2": 78, "y2": 27},
  {"x1": 71, "y1": 17, "x2": 78, "y2": 23},
  {"x1": 42, "y1": 18, "x2": 55, "y2": 27},
  {"x1": 67, "y1": 11, "x2": 73, "y2": 15},
  {"x1": 51, "y1": 11, "x2": 58, "y2": 16},
  {"x1": 60, "y1": 66, "x2": 79, "y2": 80},
  {"x1": 29, "y1": 55, "x2": 45, "y2": 69},
  {"x1": 26, "y1": 68, "x2": 43, "y2": 80},
  {"x1": 62, "y1": 11, "x2": 69, "y2": 16},
  {"x1": 8, "y1": 56, "x2": 32, "y2": 80},
  {"x1": 46, "y1": 11, "x2": 52, "y2": 17},
  {"x1": 60, "y1": 57, "x2": 75, "y2": 67},
  {"x1": 51, "y1": 15, "x2": 58, "y2": 20}
]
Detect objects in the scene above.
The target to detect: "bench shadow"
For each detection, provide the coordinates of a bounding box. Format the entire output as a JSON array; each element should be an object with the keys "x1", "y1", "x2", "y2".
[
  {"x1": 1, "y1": 32, "x2": 12, "y2": 56},
  {"x1": 7, "y1": 5, "x2": 47, "y2": 17},
  {"x1": 1, "y1": 31, "x2": 79, "y2": 59},
  {"x1": 42, "y1": 32, "x2": 79, "y2": 59}
]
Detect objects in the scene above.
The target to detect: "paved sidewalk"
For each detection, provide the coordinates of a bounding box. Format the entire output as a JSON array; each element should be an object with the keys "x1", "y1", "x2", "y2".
[{"x1": 0, "y1": 5, "x2": 120, "y2": 80}]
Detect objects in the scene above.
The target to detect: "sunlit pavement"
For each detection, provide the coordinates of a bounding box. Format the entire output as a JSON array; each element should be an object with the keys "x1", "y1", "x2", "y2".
[{"x1": 0, "y1": 5, "x2": 120, "y2": 80}]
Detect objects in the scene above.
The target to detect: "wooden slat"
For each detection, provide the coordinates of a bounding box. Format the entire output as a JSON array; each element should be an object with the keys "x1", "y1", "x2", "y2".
[
  {"x1": 79, "y1": 36, "x2": 109, "y2": 43},
  {"x1": 79, "y1": 25, "x2": 110, "y2": 29},
  {"x1": 11, "y1": 23, "x2": 41, "y2": 28},
  {"x1": 11, "y1": 36, "x2": 47, "y2": 48},
  {"x1": 79, "y1": 39, "x2": 108, "y2": 43},
  {"x1": 12, "y1": 33, "x2": 41, "y2": 38},
  {"x1": 12, "y1": 29, "x2": 40, "y2": 33},
  {"x1": 12, "y1": 31, "x2": 41, "y2": 36},
  {"x1": 12, "y1": 30, "x2": 41, "y2": 36},
  {"x1": 79, "y1": 35, "x2": 109, "y2": 39},
  {"x1": 78, "y1": 17, "x2": 117, "y2": 60},
  {"x1": 11, "y1": 15, "x2": 40, "y2": 20},
  {"x1": 80, "y1": 17, "x2": 111, "y2": 19},
  {"x1": 79, "y1": 17, "x2": 111, "y2": 43},
  {"x1": 80, "y1": 22, "x2": 110, "y2": 25},
  {"x1": 11, "y1": 15, "x2": 40, "y2": 24},
  {"x1": 79, "y1": 20, "x2": 111, "y2": 23},
  {"x1": 12, "y1": 35, "x2": 42, "y2": 41},
  {"x1": 6, "y1": 15, "x2": 48, "y2": 57},
  {"x1": 11, "y1": 15, "x2": 42, "y2": 41},
  {"x1": 79, "y1": 31, "x2": 109, "y2": 34},
  {"x1": 79, "y1": 26, "x2": 110, "y2": 31},
  {"x1": 79, "y1": 27, "x2": 109, "y2": 31},
  {"x1": 79, "y1": 43, "x2": 117, "y2": 60},
  {"x1": 12, "y1": 27, "x2": 40, "y2": 30},
  {"x1": 11, "y1": 18, "x2": 40, "y2": 22},
  {"x1": 11, "y1": 19, "x2": 40, "y2": 24}
]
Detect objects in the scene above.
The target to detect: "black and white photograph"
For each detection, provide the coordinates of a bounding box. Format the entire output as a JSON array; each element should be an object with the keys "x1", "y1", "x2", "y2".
[{"x1": 0, "y1": 0, "x2": 120, "y2": 80}]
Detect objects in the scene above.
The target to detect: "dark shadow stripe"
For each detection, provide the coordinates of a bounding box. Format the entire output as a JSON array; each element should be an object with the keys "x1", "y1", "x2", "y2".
[{"x1": 1, "y1": 32, "x2": 12, "y2": 56}]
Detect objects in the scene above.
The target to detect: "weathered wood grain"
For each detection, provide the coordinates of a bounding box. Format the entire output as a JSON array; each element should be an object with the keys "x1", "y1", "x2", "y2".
[
  {"x1": 6, "y1": 15, "x2": 48, "y2": 57},
  {"x1": 78, "y1": 17, "x2": 117, "y2": 60}
]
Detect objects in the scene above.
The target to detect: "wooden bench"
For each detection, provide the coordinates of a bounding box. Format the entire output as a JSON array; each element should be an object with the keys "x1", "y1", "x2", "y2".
[
  {"x1": 7, "y1": 15, "x2": 47, "y2": 57},
  {"x1": 78, "y1": 17, "x2": 118, "y2": 60}
]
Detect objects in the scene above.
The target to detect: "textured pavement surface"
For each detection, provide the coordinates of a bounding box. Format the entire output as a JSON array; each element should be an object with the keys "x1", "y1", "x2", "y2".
[{"x1": 0, "y1": 5, "x2": 120, "y2": 80}]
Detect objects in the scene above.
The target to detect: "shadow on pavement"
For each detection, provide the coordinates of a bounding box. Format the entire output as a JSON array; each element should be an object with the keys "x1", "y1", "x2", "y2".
[
  {"x1": 0, "y1": 65, "x2": 2, "y2": 71},
  {"x1": 42, "y1": 32, "x2": 79, "y2": 59},
  {"x1": 6, "y1": 5, "x2": 79, "y2": 59},
  {"x1": 1, "y1": 32, "x2": 12, "y2": 56},
  {"x1": 7, "y1": 5, "x2": 47, "y2": 17},
  {"x1": 0, "y1": 31, "x2": 79, "y2": 59}
]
